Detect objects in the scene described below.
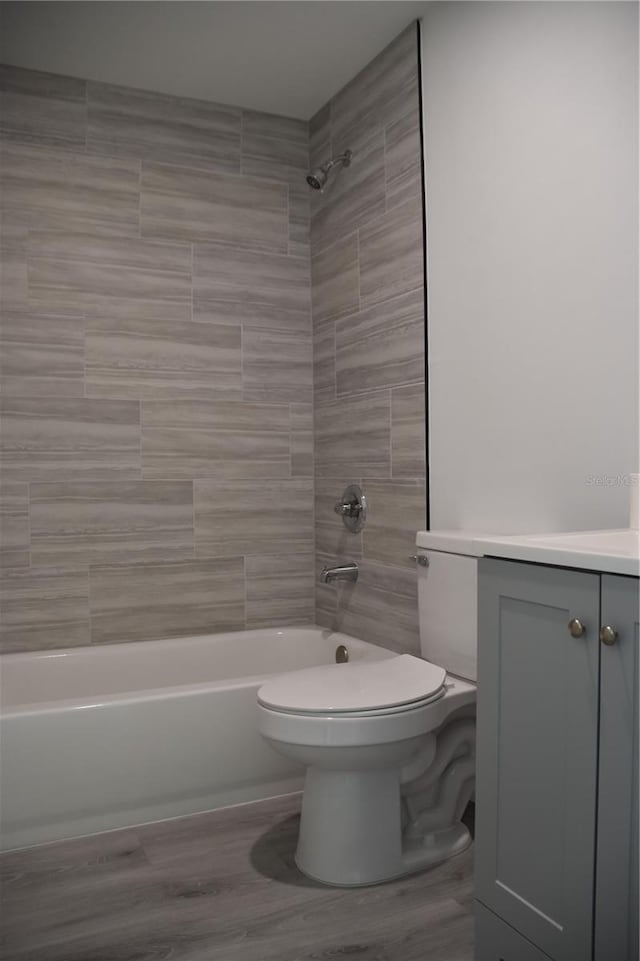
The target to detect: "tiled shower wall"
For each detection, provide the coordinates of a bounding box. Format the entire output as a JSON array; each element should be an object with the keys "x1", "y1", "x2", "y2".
[
  {"x1": 0, "y1": 23, "x2": 426, "y2": 655},
  {"x1": 0, "y1": 65, "x2": 316, "y2": 651},
  {"x1": 310, "y1": 25, "x2": 427, "y2": 653}
]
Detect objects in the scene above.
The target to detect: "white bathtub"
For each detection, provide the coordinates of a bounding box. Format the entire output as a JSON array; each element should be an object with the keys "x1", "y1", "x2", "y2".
[{"x1": 0, "y1": 626, "x2": 393, "y2": 851}]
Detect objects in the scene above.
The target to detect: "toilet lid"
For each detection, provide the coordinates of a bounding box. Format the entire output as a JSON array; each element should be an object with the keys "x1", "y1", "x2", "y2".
[{"x1": 257, "y1": 654, "x2": 446, "y2": 715}]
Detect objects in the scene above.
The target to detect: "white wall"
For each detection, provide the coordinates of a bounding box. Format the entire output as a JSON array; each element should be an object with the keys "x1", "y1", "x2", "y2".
[{"x1": 421, "y1": 1, "x2": 639, "y2": 533}]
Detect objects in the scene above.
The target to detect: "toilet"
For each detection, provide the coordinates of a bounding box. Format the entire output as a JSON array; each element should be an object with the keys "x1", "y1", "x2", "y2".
[{"x1": 257, "y1": 531, "x2": 479, "y2": 886}]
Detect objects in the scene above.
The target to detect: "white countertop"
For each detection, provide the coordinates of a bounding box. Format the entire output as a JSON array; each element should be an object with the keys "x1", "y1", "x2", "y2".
[
  {"x1": 476, "y1": 529, "x2": 639, "y2": 576},
  {"x1": 417, "y1": 529, "x2": 640, "y2": 576}
]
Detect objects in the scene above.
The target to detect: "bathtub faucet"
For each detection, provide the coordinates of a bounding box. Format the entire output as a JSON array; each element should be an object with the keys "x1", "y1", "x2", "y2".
[{"x1": 320, "y1": 562, "x2": 359, "y2": 585}]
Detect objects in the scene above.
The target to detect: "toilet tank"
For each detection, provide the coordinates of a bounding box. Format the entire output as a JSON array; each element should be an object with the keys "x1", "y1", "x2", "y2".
[{"x1": 415, "y1": 531, "x2": 482, "y2": 682}]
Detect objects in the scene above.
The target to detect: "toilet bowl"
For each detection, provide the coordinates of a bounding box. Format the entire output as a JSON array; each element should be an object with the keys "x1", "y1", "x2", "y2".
[
  {"x1": 259, "y1": 655, "x2": 476, "y2": 886},
  {"x1": 257, "y1": 531, "x2": 480, "y2": 887}
]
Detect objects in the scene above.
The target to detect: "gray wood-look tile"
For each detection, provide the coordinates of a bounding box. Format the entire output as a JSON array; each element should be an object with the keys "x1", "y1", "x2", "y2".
[
  {"x1": 140, "y1": 161, "x2": 288, "y2": 251},
  {"x1": 1, "y1": 143, "x2": 140, "y2": 238},
  {"x1": 0, "y1": 483, "x2": 30, "y2": 570},
  {"x1": 288, "y1": 179, "x2": 310, "y2": 258},
  {"x1": 245, "y1": 553, "x2": 315, "y2": 628},
  {"x1": 142, "y1": 398, "x2": 290, "y2": 433},
  {"x1": 336, "y1": 317, "x2": 424, "y2": 396},
  {"x1": 87, "y1": 81, "x2": 241, "y2": 172},
  {"x1": 85, "y1": 317, "x2": 242, "y2": 401},
  {"x1": 291, "y1": 429, "x2": 313, "y2": 477},
  {"x1": 0, "y1": 225, "x2": 28, "y2": 307},
  {"x1": 362, "y1": 479, "x2": 426, "y2": 569},
  {"x1": 0, "y1": 568, "x2": 90, "y2": 653},
  {"x1": 312, "y1": 318, "x2": 336, "y2": 405},
  {"x1": 309, "y1": 102, "x2": 331, "y2": 162},
  {"x1": 392, "y1": 383, "x2": 426, "y2": 478},
  {"x1": 288, "y1": 233, "x2": 310, "y2": 261},
  {"x1": 358, "y1": 199, "x2": 423, "y2": 309},
  {"x1": 89, "y1": 557, "x2": 244, "y2": 644},
  {"x1": 141, "y1": 394, "x2": 292, "y2": 477},
  {"x1": 294, "y1": 405, "x2": 317, "y2": 470},
  {"x1": 311, "y1": 128, "x2": 386, "y2": 255},
  {"x1": 385, "y1": 110, "x2": 422, "y2": 209},
  {"x1": 1, "y1": 64, "x2": 324, "y2": 655},
  {"x1": 333, "y1": 557, "x2": 421, "y2": 654},
  {"x1": 0, "y1": 828, "x2": 155, "y2": 951},
  {"x1": 142, "y1": 426, "x2": 291, "y2": 481},
  {"x1": 0, "y1": 307, "x2": 84, "y2": 397},
  {"x1": 1, "y1": 32, "x2": 426, "y2": 660},
  {"x1": 30, "y1": 481, "x2": 194, "y2": 568},
  {"x1": 242, "y1": 327, "x2": 313, "y2": 404},
  {"x1": 289, "y1": 402, "x2": 313, "y2": 432},
  {"x1": 27, "y1": 229, "x2": 191, "y2": 274},
  {"x1": 241, "y1": 130, "x2": 309, "y2": 184},
  {"x1": 314, "y1": 392, "x2": 391, "y2": 477},
  {"x1": 193, "y1": 243, "x2": 311, "y2": 330},
  {"x1": 242, "y1": 110, "x2": 308, "y2": 145},
  {"x1": 0, "y1": 795, "x2": 474, "y2": 961},
  {"x1": 0, "y1": 65, "x2": 87, "y2": 148},
  {"x1": 194, "y1": 479, "x2": 313, "y2": 557},
  {"x1": 330, "y1": 24, "x2": 419, "y2": 152},
  {"x1": 27, "y1": 231, "x2": 192, "y2": 319},
  {"x1": 310, "y1": 25, "x2": 423, "y2": 658},
  {"x1": 310, "y1": 231, "x2": 359, "y2": 324},
  {"x1": 335, "y1": 286, "x2": 423, "y2": 349},
  {"x1": 0, "y1": 398, "x2": 141, "y2": 482},
  {"x1": 194, "y1": 298, "x2": 309, "y2": 334}
]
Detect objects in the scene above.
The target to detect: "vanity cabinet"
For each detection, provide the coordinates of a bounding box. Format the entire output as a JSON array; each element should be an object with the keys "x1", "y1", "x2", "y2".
[{"x1": 474, "y1": 559, "x2": 638, "y2": 961}]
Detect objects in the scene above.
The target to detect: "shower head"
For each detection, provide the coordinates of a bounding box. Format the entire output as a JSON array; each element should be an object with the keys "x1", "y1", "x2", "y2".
[
  {"x1": 306, "y1": 150, "x2": 352, "y2": 191},
  {"x1": 306, "y1": 170, "x2": 327, "y2": 191}
]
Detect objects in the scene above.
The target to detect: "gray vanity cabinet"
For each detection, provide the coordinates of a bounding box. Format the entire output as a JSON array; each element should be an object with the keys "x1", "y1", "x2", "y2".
[
  {"x1": 474, "y1": 558, "x2": 639, "y2": 961},
  {"x1": 595, "y1": 574, "x2": 639, "y2": 961}
]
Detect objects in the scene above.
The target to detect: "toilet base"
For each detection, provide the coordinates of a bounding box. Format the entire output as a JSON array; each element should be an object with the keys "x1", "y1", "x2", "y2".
[
  {"x1": 294, "y1": 765, "x2": 472, "y2": 887},
  {"x1": 296, "y1": 818, "x2": 471, "y2": 887}
]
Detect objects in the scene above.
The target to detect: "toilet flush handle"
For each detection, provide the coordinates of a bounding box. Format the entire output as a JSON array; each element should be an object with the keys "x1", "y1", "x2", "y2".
[{"x1": 409, "y1": 554, "x2": 429, "y2": 568}]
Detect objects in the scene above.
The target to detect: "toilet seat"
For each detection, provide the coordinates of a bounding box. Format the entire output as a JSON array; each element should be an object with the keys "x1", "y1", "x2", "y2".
[
  {"x1": 257, "y1": 654, "x2": 446, "y2": 717},
  {"x1": 258, "y1": 671, "x2": 475, "y2": 750}
]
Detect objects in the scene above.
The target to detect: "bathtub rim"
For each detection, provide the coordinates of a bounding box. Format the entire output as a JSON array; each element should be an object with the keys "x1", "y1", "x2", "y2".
[{"x1": 1, "y1": 626, "x2": 397, "y2": 717}]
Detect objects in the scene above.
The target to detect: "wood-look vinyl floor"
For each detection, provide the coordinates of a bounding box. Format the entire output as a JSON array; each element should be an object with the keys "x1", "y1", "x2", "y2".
[{"x1": 0, "y1": 794, "x2": 475, "y2": 961}]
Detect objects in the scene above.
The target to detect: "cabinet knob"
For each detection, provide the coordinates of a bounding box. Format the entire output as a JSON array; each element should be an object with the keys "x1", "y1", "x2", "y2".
[
  {"x1": 599, "y1": 624, "x2": 618, "y2": 646},
  {"x1": 568, "y1": 618, "x2": 586, "y2": 638}
]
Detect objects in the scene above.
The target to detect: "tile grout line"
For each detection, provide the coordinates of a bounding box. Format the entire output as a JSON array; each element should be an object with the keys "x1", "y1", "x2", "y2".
[
  {"x1": 190, "y1": 241, "x2": 194, "y2": 323},
  {"x1": 137, "y1": 159, "x2": 143, "y2": 238},
  {"x1": 388, "y1": 388, "x2": 393, "y2": 480},
  {"x1": 243, "y1": 552, "x2": 248, "y2": 629},
  {"x1": 191, "y1": 479, "x2": 197, "y2": 560}
]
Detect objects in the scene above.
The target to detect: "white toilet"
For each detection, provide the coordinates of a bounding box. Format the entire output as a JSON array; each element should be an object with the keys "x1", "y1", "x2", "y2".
[{"x1": 257, "y1": 531, "x2": 479, "y2": 887}]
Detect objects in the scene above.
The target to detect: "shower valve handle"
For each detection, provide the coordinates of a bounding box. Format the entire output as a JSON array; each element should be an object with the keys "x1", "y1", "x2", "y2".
[
  {"x1": 333, "y1": 484, "x2": 367, "y2": 533},
  {"x1": 334, "y1": 500, "x2": 362, "y2": 518}
]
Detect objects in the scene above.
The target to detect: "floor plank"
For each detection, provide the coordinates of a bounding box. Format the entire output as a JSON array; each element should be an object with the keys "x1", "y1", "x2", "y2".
[{"x1": 0, "y1": 794, "x2": 474, "y2": 961}]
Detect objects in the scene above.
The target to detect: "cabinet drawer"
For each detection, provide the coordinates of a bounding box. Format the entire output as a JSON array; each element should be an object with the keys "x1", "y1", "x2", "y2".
[{"x1": 475, "y1": 901, "x2": 552, "y2": 961}]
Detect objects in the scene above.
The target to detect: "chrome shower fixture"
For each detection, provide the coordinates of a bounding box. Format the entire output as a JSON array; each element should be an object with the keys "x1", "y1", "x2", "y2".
[{"x1": 306, "y1": 149, "x2": 352, "y2": 190}]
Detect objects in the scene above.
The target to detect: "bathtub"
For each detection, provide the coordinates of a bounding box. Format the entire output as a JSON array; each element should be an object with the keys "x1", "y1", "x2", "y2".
[{"x1": 0, "y1": 626, "x2": 394, "y2": 851}]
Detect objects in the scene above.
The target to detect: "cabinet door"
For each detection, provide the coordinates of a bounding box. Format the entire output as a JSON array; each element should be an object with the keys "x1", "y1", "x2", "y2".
[
  {"x1": 595, "y1": 574, "x2": 639, "y2": 961},
  {"x1": 476, "y1": 559, "x2": 600, "y2": 961},
  {"x1": 475, "y1": 901, "x2": 553, "y2": 961}
]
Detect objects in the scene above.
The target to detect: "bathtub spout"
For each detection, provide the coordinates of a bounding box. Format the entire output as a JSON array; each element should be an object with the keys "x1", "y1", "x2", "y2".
[{"x1": 320, "y1": 563, "x2": 359, "y2": 584}]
